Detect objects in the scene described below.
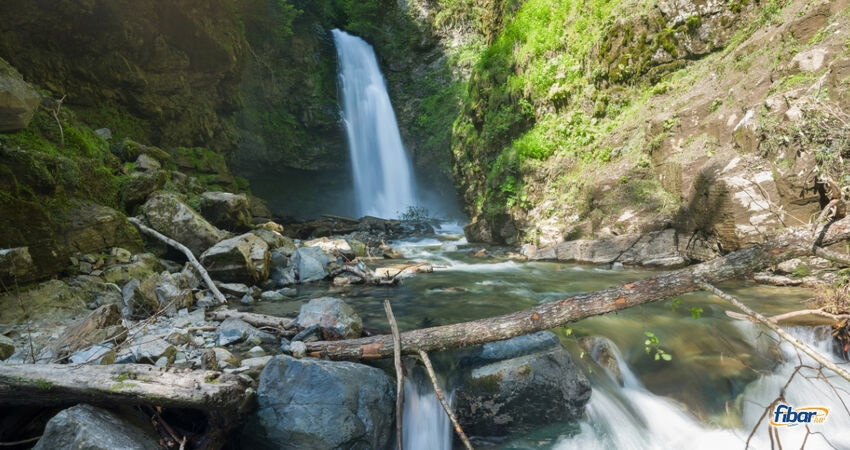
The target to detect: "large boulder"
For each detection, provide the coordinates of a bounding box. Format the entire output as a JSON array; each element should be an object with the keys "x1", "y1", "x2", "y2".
[
  {"x1": 200, "y1": 233, "x2": 270, "y2": 285},
  {"x1": 295, "y1": 297, "x2": 362, "y2": 340},
  {"x1": 121, "y1": 170, "x2": 168, "y2": 209},
  {"x1": 292, "y1": 246, "x2": 330, "y2": 283},
  {"x1": 62, "y1": 201, "x2": 142, "y2": 255},
  {"x1": 243, "y1": 355, "x2": 394, "y2": 450},
  {"x1": 454, "y1": 331, "x2": 591, "y2": 437},
  {"x1": 525, "y1": 229, "x2": 687, "y2": 267},
  {"x1": 0, "y1": 247, "x2": 33, "y2": 279},
  {"x1": 200, "y1": 191, "x2": 252, "y2": 231},
  {"x1": 34, "y1": 404, "x2": 159, "y2": 450},
  {"x1": 0, "y1": 57, "x2": 40, "y2": 132},
  {"x1": 0, "y1": 278, "x2": 109, "y2": 324},
  {"x1": 140, "y1": 193, "x2": 227, "y2": 256}
]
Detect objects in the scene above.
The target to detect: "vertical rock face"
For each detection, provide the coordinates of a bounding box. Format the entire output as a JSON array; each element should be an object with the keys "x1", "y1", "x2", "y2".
[
  {"x1": 0, "y1": 57, "x2": 40, "y2": 132},
  {"x1": 243, "y1": 355, "x2": 395, "y2": 450},
  {"x1": 454, "y1": 331, "x2": 592, "y2": 437},
  {"x1": 34, "y1": 404, "x2": 160, "y2": 450},
  {"x1": 0, "y1": 0, "x2": 246, "y2": 151}
]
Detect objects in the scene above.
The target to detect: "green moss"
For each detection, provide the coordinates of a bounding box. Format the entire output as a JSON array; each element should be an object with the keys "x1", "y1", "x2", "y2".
[{"x1": 35, "y1": 379, "x2": 54, "y2": 390}]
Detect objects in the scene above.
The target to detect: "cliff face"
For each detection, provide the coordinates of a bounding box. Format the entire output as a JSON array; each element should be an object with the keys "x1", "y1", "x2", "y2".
[
  {"x1": 447, "y1": 0, "x2": 850, "y2": 250},
  {"x1": 0, "y1": 0, "x2": 246, "y2": 152}
]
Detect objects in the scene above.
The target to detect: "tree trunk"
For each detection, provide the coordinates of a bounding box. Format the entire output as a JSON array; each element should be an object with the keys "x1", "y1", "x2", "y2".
[
  {"x1": 0, "y1": 364, "x2": 251, "y2": 411},
  {"x1": 306, "y1": 218, "x2": 850, "y2": 360}
]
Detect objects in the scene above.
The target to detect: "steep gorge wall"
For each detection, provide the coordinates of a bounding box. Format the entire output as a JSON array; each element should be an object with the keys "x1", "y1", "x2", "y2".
[{"x1": 449, "y1": 0, "x2": 850, "y2": 253}]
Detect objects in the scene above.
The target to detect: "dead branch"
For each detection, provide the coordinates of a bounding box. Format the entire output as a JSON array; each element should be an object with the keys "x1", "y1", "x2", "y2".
[
  {"x1": 306, "y1": 217, "x2": 850, "y2": 360},
  {"x1": 128, "y1": 217, "x2": 226, "y2": 305},
  {"x1": 726, "y1": 308, "x2": 850, "y2": 324},
  {"x1": 417, "y1": 350, "x2": 473, "y2": 450},
  {"x1": 702, "y1": 282, "x2": 850, "y2": 383},
  {"x1": 384, "y1": 300, "x2": 404, "y2": 450}
]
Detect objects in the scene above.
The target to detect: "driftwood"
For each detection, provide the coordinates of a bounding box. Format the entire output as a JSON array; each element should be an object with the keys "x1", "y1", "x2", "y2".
[
  {"x1": 384, "y1": 300, "x2": 404, "y2": 450},
  {"x1": 209, "y1": 308, "x2": 296, "y2": 336},
  {"x1": 321, "y1": 214, "x2": 361, "y2": 224},
  {"x1": 306, "y1": 217, "x2": 850, "y2": 360},
  {"x1": 726, "y1": 308, "x2": 850, "y2": 324},
  {"x1": 129, "y1": 217, "x2": 227, "y2": 305},
  {"x1": 337, "y1": 263, "x2": 400, "y2": 286},
  {"x1": 0, "y1": 363, "x2": 252, "y2": 410},
  {"x1": 702, "y1": 282, "x2": 850, "y2": 383},
  {"x1": 418, "y1": 350, "x2": 473, "y2": 450}
]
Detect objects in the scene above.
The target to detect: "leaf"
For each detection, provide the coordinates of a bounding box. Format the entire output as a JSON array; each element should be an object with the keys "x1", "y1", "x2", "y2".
[
  {"x1": 661, "y1": 353, "x2": 672, "y2": 361},
  {"x1": 644, "y1": 339, "x2": 651, "y2": 346},
  {"x1": 644, "y1": 331, "x2": 655, "y2": 338},
  {"x1": 691, "y1": 307, "x2": 704, "y2": 320},
  {"x1": 654, "y1": 353, "x2": 660, "y2": 361}
]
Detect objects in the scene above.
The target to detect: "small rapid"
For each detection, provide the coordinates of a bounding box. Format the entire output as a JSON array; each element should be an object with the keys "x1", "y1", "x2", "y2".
[{"x1": 554, "y1": 326, "x2": 850, "y2": 450}]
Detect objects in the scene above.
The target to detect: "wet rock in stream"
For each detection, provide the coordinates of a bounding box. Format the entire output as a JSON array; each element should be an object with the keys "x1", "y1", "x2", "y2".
[{"x1": 454, "y1": 331, "x2": 592, "y2": 437}]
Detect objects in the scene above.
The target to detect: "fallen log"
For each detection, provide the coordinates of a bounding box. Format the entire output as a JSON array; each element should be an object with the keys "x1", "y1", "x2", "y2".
[
  {"x1": 306, "y1": 217, "x2": 850, "y2": 360},
  {"x1": 0, "y1": 363, "x2": 252, "y2": 411}
]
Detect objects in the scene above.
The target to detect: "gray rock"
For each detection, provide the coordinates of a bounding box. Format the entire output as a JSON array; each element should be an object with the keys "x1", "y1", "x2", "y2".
[
  {"x1": 454, "y1": 331, "x2": 591, "y2": 436},
  {"x1": 69, "y1": 343, "x2": 115, "y2": 365},
  {"x1": 94, "y1": 128, "x2": 112, "y2": 140},
  {"x1": 217, "y1": 317, "x2": 276, "y2": 346},
  {"x1": 293, "y1": 246, "x2": 330, "y2": 283},
  {"x1": 0, "y1": 247, "x2": 33, "y2": 280},
  {"x1": 134, "y1": 154, "x2": 161, "y2": 172},
  {"x1": 528, "y1": 229, "x2": 687, "y2": 267},
  {"x1": 0, "y1": 58, "x2": 40, "y2": 132},
  {"x1": 140, "y1": 193, "x2": 227, "y2": 256},
  {"x1": 296, "y1": 297, "x2": 362, "y2": 340},
  {"x1": 242, "y1": 355, "x2": 394, "y2": 449},
  {"x1": 241, "y1": 355, "x2": 273, "y2": 370},
  {"x1": 0, "y1": 334, "x2": 15, "y2": 360},
  {"x1": 200, "y1": 233, "x2": 270, "y2": 285},
  {"x1": 121, "y1": 337, "x2": 176, "y2": 364},
  {"x1": 200, "y1": 192, "x2": 252, "y2": 231},
  {"x1": 260, "y1": 290, "x2": 288, "y2": 301},
  {"x1": 34, "y1": 404, "x2": 159, "y2": 450},
  {"x1": 290, "y1": 341, "x2": 306, "y2": 358},
  {"x1": 216, "y1": 282, "x2": 252, "y2": 298}
]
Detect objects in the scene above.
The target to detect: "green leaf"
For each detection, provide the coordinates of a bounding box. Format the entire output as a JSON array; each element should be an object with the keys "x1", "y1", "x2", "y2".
[
  {"x1": 644, "y1": 339, "x2": 651, "y2": 346},
  {"x1": 691, "y1": 307, "x2": 704, "y2": 320},
  {"x1": 661, "y1": 353, "x2": 672, "y2": 361},
  {"x1": 654, "y1": 353, "x2": 660, "y2": 361}
]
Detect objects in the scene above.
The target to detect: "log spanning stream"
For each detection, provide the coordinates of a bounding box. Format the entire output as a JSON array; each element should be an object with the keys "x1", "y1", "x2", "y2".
[{"x1": 254, "y1": 227, "x2": 850, "y2": 448}]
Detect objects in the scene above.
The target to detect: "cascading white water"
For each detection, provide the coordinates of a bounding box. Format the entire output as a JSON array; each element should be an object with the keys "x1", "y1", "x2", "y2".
[
  {"x1": 332, "y1": 29, "x2": 417, "y2": 219},
  {"x1": 402, "y1": 376, "x2": 452, "y2": 450},
  {"x1": 554, "y1": 326, "x2": 850, "y2": 450}
]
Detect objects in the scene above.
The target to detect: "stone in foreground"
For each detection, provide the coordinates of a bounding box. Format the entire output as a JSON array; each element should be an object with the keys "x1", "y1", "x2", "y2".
[
  {"x1": 454, "y1": 331, "x2": 591, "y2": 436},
  {"x1": 34, "y1": 404, "x2": 159, "y2": 450},
  {"x1": 243, "y1": 355, "x2": 394, "y2": 450}
]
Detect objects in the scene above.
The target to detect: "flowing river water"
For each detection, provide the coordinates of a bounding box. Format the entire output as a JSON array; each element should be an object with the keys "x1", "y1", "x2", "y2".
[{"x1": 253, "y1": 226, "x2": 850, "y2": 449}]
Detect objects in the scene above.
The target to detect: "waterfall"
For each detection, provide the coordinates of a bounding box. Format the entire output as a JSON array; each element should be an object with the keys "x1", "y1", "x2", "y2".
[
  {"x1": 402, "y1": 372, "x2": 453, "y2": 450},
  {"x1": 332, "y1": 29, "x2": 417, "y2": 219}
]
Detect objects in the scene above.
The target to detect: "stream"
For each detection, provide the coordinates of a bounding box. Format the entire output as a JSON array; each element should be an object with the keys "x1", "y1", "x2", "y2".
[{"x1": 253, "y1": 225, "x2": 850, "y2": 449}]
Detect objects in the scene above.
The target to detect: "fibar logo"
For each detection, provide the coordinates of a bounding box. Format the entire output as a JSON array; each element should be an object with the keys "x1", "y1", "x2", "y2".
[{"x1": 770, "y1": 403, "x2": 829, "y2": 427}]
